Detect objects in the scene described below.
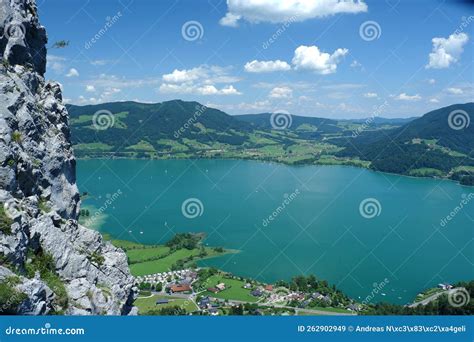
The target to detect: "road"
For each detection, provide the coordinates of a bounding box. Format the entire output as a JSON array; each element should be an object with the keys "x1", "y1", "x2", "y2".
[
  {"x1": 138, "y1": 291, "x2": 356, "y2": 316},
  {"x1": 408, "y1": 288, "x2": 456, "y2": 308}
]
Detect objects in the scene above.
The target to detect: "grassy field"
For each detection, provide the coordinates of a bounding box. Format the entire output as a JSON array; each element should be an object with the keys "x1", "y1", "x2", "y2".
[
  {"x1": 453, "y1": 166, "x2": 474, "y2": 172},
  {"x1": 126, "y1": 140, "x2": 156, "y2": 152},
  {"x1": 127, "y1": 247, "x2": 232, "y2": 276},
  {"x1": 134, "y1": 294, "x2": 198, "y2": 314},
  {"x1": 74, "y1": 143, "x2": 113, "y2": 151},
  {"x1": 201, "y1": 275, "x2": 258, "y2": 303},
  {"x1": 308, "y1": 306, "x2": 352, "y2": 314},
  {"x1": 409, "y1": 168, "x2": 444, "y2": 177},
  {"x1": 127, "y1": 246, "x2": 170, "y2": 263},
  {"x1": 129, "y1": 248, "x2": 201, "y2": 276},
  {"x1": 107, "y1": 237, "x2": 148, "y2": 250},
  {"x1": 414, "y1": 287, "x2": 444, "y2": 303}
]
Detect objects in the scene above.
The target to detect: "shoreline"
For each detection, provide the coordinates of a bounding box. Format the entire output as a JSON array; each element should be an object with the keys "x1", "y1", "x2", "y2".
[
  {"x1": 76, "y1": 155, "x2": 472, "y2": 187},
  {"x1": 86, "y1": 226, "x2": 470, "y2": 308}
]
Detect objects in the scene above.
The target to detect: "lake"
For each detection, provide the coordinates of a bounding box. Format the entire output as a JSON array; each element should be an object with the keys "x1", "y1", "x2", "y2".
[{"x1": 77, "y1": 159, "x2": 474, "y2": 305}]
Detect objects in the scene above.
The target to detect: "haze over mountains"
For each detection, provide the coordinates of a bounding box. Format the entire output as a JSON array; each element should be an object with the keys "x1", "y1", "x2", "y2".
[{"x1": 67, "y1": 100, "x2": 474, "y2": 185}]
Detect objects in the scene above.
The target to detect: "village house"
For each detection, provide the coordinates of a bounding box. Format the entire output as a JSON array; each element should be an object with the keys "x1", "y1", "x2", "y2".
[
  {"x1": 347, "y1": 304, "x2": 361, "y2": 311},
  {"x1": 438, "y1": 283, "x2": 453, "y2": 290},
  {"x1": 216, "y1": 283, "x2": 226, "y2": 291},
  {"x1": 169, "y1": 284, "x2": 192, "y2": 294}
]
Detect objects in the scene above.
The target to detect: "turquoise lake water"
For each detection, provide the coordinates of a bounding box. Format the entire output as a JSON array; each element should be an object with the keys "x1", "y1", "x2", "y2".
[{"x1": 77, "y1": 159, "x2": 474, "y2": 305}]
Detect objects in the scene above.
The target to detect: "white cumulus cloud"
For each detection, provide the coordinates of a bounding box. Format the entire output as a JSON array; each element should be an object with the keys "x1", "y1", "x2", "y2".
[
  {"x1": 244, "y1": 60, "x2": 291, "y2": 73},
  {"x1": 66, "y1": 68, "x2": 79, "y2": 77},
  {"x1": 394, "y1": 93, "x2": 421, "y2": 101},
  {"x1": 292, "y1": 45, "x2": 348, "y2": 74},
  {"x1": 160, "y1": 65, "x2": 242, "y2": 96},
  {"x1": 446, "y1": 87, "x2": 463, "y2": 95},
  {"x1": 269, "y1": 86, "x2": 293, "y2": 99},
  {"x1": 426, "y1": 33, "x2": 469, "y2": 69},
  {"x1": 220, "y1": 0, "x2": 367, "y2": 26},
  {"x1": 219, "y1": 12, "x2": 242, "y2": 27},
  {"x1": 162, "y1": 68, "x2": 203, "y2": 83},
  {"x1": 363, "y1": 92, "x2": 378, "y2": 98},
  {"x1": 85, "y1": 85, "x2": 96, "y2": 92}
]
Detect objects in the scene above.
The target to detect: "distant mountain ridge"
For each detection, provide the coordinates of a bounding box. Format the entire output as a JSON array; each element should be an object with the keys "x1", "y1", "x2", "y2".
[
  {"x1": 68, "y1": 100, "x2": 474, "y2": 185},
  {"x1": 336, "y1": 102, "x2": 474, "y2": 184}
]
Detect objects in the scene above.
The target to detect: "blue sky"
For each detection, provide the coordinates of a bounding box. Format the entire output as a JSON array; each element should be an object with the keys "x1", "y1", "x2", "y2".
[{"x1": 38, "y1": 0, "x2": 473, "y2": 119}]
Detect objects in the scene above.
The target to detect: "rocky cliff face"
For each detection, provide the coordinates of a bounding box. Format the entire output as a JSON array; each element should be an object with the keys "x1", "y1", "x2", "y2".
[{"x1": 0, "y1": 0, "x2": 136, "y2": 315}]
